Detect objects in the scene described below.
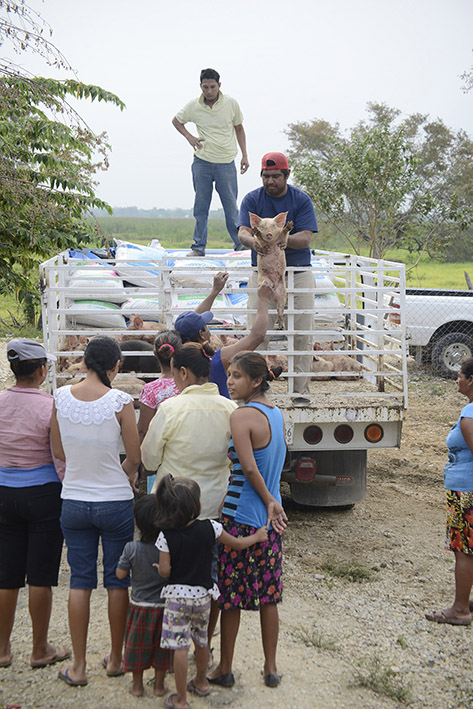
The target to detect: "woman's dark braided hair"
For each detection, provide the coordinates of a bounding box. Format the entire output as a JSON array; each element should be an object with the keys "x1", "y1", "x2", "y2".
[
  {"x1": 84, "y1": 336, "x2": 122, "y2": 388},
  {"x1": 154, "y1": 329, "x2": 182, "y2": 367},
  {"x1": 230, "y1": 351, "x2": 283, "y2": 392}
]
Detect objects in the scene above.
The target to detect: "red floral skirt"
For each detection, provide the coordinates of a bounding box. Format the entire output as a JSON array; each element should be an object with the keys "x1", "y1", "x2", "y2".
[{"x1": 217, "y1": 517, "x2": 283, "y2": 611}]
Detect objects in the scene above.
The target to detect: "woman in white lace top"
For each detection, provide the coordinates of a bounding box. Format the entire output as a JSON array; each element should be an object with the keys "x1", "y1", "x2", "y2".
[{"x1": 51, "y1": 336, "x2": 141, "y2": 687}]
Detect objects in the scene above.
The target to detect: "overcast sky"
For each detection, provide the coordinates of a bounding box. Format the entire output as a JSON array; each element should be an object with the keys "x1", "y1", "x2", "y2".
[{"x1": 11, "y1": 0, "x2": 473, "y2": 210}]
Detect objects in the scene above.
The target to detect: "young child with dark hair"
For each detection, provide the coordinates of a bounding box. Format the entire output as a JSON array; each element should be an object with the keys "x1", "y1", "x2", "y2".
[
  {"x1": 116, "y1": 495, "x2": 172, "y2": 698},
  {"x1": 154, "y1": 474, "x2": 267, "y2": 709}
]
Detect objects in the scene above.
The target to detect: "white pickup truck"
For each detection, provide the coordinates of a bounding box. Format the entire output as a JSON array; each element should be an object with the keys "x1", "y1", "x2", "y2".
[
  {"x1": 40, "y1": 246, "x2": 408, "y2": 508},
  {"x1": 389, "y1": 288, "x2": 473, "y2": 378}
]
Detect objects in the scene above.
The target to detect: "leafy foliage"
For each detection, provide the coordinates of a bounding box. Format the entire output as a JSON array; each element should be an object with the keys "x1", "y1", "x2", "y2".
[
  {"x1": 460, "y1": 63, "x2": 473, "y2": 93},
  {"x1": 287, "y1": 103, "x2": 473, "y2": 260},
  {"x1": 0, "y1": 1, "x2": 125, "y2": 320},
  {"x1": 0, "y1": 0, "x2": 70, "y2": 73}
]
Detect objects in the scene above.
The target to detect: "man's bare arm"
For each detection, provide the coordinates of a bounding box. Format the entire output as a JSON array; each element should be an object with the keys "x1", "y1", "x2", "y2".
[
  {"x1": 219, "y1": 283, "x2": 273, "y2": 370},
  {"x1": 235, "y1": 124, "x2": 249, "y2": 174},
  {"x1": 238, "y1": 225, "x2": 255, "y2": 250},
  {"x1": 172, "y1": 116, "x2": 203, "y2": 151},
  {"x1": 286, "y1": 230, "x2": 313, "y2": 250}
]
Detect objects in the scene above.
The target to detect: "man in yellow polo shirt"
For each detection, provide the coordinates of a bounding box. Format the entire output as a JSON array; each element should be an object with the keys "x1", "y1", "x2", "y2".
[{"x1": 172, "y1": 68, "x2": 249, "y2": 257}]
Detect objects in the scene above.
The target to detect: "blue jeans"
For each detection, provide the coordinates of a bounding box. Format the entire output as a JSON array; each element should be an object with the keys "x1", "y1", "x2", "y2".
[
  {"x1": 191, "y1": 157, "x2": 239, "y2": 252},
  {"x1": 60, "y1": 498, "x2": 134, "y2": 589}
]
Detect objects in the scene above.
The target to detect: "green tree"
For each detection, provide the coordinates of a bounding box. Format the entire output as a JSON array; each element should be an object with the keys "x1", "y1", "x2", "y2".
[
  {"x1": 0, "y1": 1, "x2": 125, "y2": 321},
  {"x1": 287, "y1": 103, "x2": 473, "y2": 261}
]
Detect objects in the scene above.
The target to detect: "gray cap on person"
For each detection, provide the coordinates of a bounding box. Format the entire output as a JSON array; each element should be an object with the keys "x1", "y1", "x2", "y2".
[{"x1": 6, "y1": 339, "x2": 57, "y2": 362}]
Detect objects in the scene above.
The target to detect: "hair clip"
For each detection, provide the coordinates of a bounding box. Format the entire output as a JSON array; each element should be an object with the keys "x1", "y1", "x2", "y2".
[{"x1": 201, "y1": 347, "x2": 212, "y2": 359}]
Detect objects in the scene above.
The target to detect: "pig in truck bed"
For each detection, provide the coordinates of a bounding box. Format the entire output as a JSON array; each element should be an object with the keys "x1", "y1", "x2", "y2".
[{"x1": 39, "y1": 245, "x2": 408, "y2": 508}]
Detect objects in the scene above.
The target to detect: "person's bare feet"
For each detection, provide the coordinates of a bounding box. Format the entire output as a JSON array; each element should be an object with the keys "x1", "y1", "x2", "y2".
[
  {"x1": 153, "y1": 683, "x2": 167, "y2": 697},
  {"x1": 129, "y1": 685, "x2": 144, "y2": 697},
  {"x1": 154, "y1": 669, "x2": 167, "y2": 696}
]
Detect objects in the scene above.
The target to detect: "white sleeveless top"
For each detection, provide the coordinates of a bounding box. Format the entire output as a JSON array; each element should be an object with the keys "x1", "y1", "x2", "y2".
[{"x1": 54, "y1": 385, "x2": 134, "y2": 502}]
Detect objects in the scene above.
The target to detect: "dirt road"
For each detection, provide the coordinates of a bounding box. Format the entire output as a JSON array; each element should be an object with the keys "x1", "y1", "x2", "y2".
[{"x1": 0, "y1": 351, "x2": 471, "y2": 708}]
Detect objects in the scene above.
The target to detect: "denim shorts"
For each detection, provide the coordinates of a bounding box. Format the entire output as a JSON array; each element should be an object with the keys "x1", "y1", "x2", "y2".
[{"x1": 60, "y1": 498, "x2": 134, "y2": 589}]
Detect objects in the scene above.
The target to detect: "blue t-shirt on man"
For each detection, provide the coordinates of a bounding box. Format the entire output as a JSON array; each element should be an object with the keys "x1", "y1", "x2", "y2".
[
  {"x1": 210, "y1": 348, "x2": 229, "y2": 398},
  {"x1": 238, "y1": 184, "x2": 318, "y2": 267}
]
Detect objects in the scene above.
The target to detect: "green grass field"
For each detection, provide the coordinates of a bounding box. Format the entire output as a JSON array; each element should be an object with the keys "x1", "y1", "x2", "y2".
[
  {"x1": 96, "y1": 216, "x2": 471, "y2": 289},
  {"x1": 0, "y1": 217, "x2": 470, "y2": 336}
]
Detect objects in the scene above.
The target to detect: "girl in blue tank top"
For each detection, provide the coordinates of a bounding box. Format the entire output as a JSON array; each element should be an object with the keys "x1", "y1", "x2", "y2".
[{"x1": 209, "y1": 352, "x2": 287, "y2": 691}]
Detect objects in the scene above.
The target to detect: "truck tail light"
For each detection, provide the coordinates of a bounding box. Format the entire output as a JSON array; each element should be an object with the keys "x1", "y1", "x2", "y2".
[
  {"x1": 334, "y1": 425, "x2": 353, "y2": 444},
  {"x1": 364, "y1": 424, "x2": 384, "y2": 442},
  {"x1": 303, "y1": 425, "x2": 323, "y2": 444},
  {"x1": 295, "y1": 457, "x2": 316, "y2": 482}
]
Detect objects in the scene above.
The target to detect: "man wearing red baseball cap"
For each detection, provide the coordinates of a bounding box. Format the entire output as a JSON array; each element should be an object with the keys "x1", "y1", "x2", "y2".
[{"x1": 237, "y1": 152, "x2": 318, "y2": 400}]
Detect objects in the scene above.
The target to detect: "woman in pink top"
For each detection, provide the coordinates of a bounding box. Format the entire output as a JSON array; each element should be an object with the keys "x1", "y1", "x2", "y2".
[
  {"x1": 137, "y1": 330, "x2": 182, "y2": 442},
  {"x1": 0, "y1": 339, "x2": 69, "y2": 671}
]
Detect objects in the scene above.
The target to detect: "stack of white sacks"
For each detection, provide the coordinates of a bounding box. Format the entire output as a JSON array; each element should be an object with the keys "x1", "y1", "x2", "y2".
[{"x1": 65, "y1": 239, "x2": 343, "y2": 334}]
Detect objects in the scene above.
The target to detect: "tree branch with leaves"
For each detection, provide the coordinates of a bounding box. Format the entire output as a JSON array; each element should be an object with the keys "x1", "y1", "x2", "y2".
[
  {"x1": 287, "y1": 102, "x2": 473, "y2": 261},
  {"x1": 0, "y1": 0, "x2": 125, "y2": 322}
]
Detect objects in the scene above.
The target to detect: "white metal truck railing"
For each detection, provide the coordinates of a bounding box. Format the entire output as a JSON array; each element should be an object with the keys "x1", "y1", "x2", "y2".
[{"x1": 39, "y1": 249, "x2": 407, "y2": 407}]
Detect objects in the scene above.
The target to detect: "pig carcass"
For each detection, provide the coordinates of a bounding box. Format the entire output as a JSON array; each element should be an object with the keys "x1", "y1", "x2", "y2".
[
  {"x1": 313, "y1": 342, "x2": 362, "y2": 380},
  {"x1": 121, "y1": 315, "x2": 165, "y2": 345}
]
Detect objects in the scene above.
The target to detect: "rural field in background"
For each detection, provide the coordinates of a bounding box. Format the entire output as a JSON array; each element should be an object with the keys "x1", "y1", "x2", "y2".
[
  {"x1": 96, "y1": 216, "x2": 472, "y2": 290},
  {"x1": 0, "y1": 217, "x2": 470, "y2": 335}
]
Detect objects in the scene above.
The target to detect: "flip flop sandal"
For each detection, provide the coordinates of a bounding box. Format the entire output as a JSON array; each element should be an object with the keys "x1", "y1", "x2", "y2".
[
  {"x1": 187, "y1": 678, "x2": 211, "y2": 696},
  {"x1": 425, "y1": 609, "x2": 472, "y2": 626},
  {"x1": 31, "y1": 646, "x2": 71, "y2": 668},
  {"x1": 58, "y1": 666, "x2": 88, "y2": 687},
  {"x1": 102, "y1": 654, "x2": 125, "y2": 676},
  {"x1": 164, "y1": 693, "x2": 191, "y2": 708}
]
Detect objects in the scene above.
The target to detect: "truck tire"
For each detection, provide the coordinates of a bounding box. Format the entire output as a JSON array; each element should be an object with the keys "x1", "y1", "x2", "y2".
[{"x1": 431, "y1": 332, "x2": 473, "y2": 378}]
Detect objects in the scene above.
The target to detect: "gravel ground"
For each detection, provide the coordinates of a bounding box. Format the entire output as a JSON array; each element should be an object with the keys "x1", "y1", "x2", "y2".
[{"x1": 0, "y1": 339, "x2": 471, "y2": 708}]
